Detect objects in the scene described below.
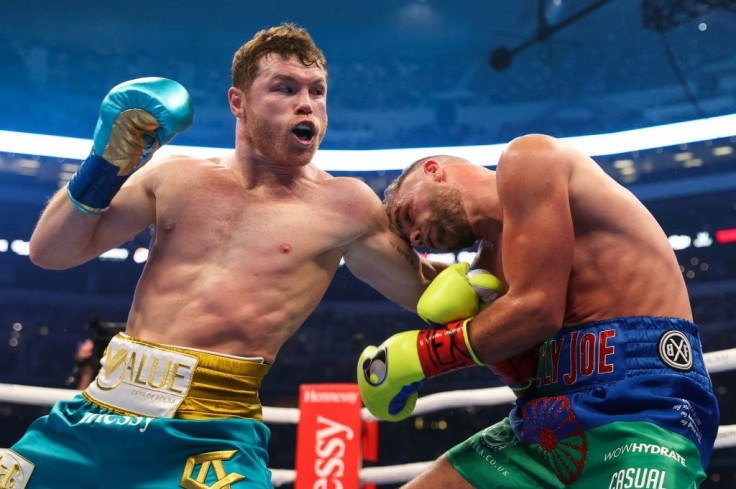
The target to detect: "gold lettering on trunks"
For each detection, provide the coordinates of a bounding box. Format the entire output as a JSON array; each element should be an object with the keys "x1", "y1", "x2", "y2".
[
  {"x1": 0, "y1": 459, "x2": 21, "y2": 489},
  {"x1": 85, "y1": 335, "x2": 198, "y2": 418},
  {"x1": 180, "y1": 451, "x2": 245, "y2": 489},
  {"x1": 96, "y1": 345, "x2": 193, "y2": 394},
  {"x1": 0, "y1": 451, "x2": 34, "y2": 489}
]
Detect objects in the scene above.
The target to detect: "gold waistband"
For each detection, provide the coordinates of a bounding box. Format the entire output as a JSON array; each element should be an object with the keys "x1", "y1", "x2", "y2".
[{"x1": 83, "y1": 334, "x2": 271, "y2": 421}]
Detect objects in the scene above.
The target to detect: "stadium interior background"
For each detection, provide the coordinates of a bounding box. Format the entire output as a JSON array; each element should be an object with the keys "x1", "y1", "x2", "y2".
[{"x1": 1, "y1": 0, "x2": 736, "y2": 486}]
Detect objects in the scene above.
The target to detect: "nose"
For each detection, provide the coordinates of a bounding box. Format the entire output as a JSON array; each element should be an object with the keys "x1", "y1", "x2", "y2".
[{"x1": 295, "y1": 88, "x2": 313, "y2": 115}]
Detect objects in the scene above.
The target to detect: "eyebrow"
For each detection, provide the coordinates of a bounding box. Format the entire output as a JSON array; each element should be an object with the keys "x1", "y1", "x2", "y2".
[{"x1": 270, "y1": 73, "x2": 326, "y2": 86}]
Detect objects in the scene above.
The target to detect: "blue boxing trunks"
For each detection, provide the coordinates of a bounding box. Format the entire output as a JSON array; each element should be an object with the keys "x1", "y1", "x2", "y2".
[
  {"x1": 446, "y1": 316, "x2": 720, "y2": 488},
  {"x1": 1, "y1": 333, "x2": 273, "y2": 488}
]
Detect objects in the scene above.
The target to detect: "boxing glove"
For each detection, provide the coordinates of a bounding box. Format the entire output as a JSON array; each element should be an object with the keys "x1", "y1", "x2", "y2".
[
  {"x1": 418, "y1": 263, "x2": 534, "y2": 392},
  {"x1": 357, "y1": 319, "x2": 481, "y2": 421},
  {"x1": 417, "y1": 262, "x2": 504, "y2": 325},
  {"x1": 467, "y1": 266, "x2": 504, "y2": 305},
  {"x1": 67, "y1": 77, "x2": 194, "y2": 215}
]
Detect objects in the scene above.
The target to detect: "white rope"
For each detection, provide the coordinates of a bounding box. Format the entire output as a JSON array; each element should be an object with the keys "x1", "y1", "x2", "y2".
[
  {"x1": 361, "y1": 385, "x2": 516, "y2": 422},
  {"x1": 714, "y1": 424, "x2": 736, "y2": 449},
  {"x1": 271, "y1": 462, "x2": 433, "y2": 486},
  {"x1": 703, "y1": 347, "x2": 736, "y2": 373},
  {"x1": 1, "y1": 347, "x2": 734, "y2": 487},
  {"x1": 0, "y1": 383, "x2": 77, "y2": 406}
]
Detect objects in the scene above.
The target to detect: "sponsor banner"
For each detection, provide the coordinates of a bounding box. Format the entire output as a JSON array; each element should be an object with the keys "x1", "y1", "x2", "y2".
[
  {"x1": 295, "y1": 384, "x2": 362, "y2": 489},
  {"x1": 362, "y1": 421, "x2": 379, "y2": 489}
]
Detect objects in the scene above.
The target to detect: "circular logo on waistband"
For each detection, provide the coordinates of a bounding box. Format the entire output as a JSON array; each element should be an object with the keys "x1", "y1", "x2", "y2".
[{"x1": 658, "y1": 330, "x2": 693, "y2": 372}]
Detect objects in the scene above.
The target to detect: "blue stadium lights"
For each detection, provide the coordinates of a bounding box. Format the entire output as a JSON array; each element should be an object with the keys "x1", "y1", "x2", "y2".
[{"x1": 1, "y1": 114, "x2": 735, "y2": 171}]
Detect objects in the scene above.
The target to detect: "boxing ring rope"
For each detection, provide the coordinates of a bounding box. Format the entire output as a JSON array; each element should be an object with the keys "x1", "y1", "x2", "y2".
[{"x1": 2, "y1": 347, "x2": 736, "y2": 486}]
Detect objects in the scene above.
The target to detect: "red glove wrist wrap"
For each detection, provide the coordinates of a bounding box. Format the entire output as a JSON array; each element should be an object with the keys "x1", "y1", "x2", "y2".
[
  {"x1": 487, "y1": 345, "x2": 540, "y2": 391},
  {"x1": 417, "y1": 320, "x2": 477, "y2": 378}
]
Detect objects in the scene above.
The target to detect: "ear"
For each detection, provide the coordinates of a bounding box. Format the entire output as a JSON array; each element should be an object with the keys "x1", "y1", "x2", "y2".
[
  {"x1": 423, "y1": 159, "x2": 444, "y2": 181},
  {"x1": 228, "y1": 87, "x2": 246, "y2": 119}
]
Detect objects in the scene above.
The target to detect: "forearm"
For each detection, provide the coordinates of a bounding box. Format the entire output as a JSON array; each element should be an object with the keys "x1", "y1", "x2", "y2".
[
  {"x1": 391, "y1": 257, "x2": 449, "y2": 312},
  {"x1": 419, "y1": 257, "x2": 448, "y2": 285},
  {"x1": 345, "y1": 240, "x2": 443, "y2": 312},
  {"x1": 467, "y1": 294, "x2": 561, "y2": 365},
  {"x1": 29, "y1": 189, "x2": 104, "y2": 269}
]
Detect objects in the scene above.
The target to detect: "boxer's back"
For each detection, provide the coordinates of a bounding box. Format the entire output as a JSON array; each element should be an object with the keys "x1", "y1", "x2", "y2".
[{"x1": 562, "y1": 144, "x2": 691, "y2": 325}]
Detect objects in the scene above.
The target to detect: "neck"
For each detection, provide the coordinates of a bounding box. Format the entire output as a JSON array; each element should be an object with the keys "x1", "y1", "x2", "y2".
[
  {"x1": 453, "y1": 167, "x2": 502, "y2": 241},
  {"x1": 232, "y1": 130, "x2": 317, "y2": 189}
]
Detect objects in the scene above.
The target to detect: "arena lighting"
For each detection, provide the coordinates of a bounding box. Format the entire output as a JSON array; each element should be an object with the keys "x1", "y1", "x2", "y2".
[
  {"x1": 668, "y1": 231, "x2": 715, "y2": 251},
  {"x1": 422, "y1": 252, "x2": 456, "y2": 264},
  {"x1": 693, "y1": 232, "x2": 714, "y2": 248},
  {"x1": 132, "y1": 247, "x2": 149, "y2": 263},
  {"x1": 669, "y1": 235, "x2": 692, "y2": 251},
  {"x1": 98, "y1": 248, "x2": 129, "y2": 262},
  {"x1": 1, "y1": 114, "x2": 735, "y2": 171},
  {"x1": 716, "y1": 228, "x2": 736, "y2": 244},
  {"x1": 10, "y1": 240, "x2": 29, "y2": 256}
]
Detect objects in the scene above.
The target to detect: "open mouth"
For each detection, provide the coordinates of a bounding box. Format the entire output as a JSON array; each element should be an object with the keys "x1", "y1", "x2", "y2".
[{"x1": 291, "y1": 122, "x2": 315, "y2": 142}]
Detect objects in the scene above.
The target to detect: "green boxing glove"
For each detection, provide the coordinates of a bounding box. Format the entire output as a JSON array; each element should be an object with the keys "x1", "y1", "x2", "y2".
[
  {"x1": 417, "y1": 262, "x2": 505, "y2": 325},
  {"x1": 357, "y1": 319, "x2": 482, "y2": 421}
]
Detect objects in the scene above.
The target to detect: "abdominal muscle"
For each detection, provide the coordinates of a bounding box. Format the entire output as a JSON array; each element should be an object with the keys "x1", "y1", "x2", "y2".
[{"x1": 124, "y1": 239, "x2": 343, "y2": 364}]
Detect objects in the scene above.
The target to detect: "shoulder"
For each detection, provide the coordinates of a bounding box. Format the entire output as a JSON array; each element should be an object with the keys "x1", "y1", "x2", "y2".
[
  {"x1": 322, "y1": 176, "x2": 384, "y2": 212},
  {"x1": 149, "y1": 152, "x2": 219, "y2": 168},
  {"x1": 141, "y1": 153, "x2": 227, "y2": 176},
  {"x1": 316, "y1": 176, "x2": 389, "y2": 243},
  {"x1": 494, "y1": 135, "x2": 580, "y2": 212},
  {"x1": 497, "y1": 134, "x2": 575, "y2": 182},
  {"x1": 500, "y1": 134, "x2": 567, "y2": 165},
  {"x1": 128, "y1": 153, "x2": 228, "y2": 193}
]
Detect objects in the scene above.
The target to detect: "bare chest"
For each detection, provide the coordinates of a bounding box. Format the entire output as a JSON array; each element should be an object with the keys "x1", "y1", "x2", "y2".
[{"x1": 152, "y1": 179, "x2": 354, "y2": 269}]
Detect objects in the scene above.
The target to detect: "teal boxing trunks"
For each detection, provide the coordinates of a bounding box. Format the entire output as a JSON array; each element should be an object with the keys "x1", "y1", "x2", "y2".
[
  {"x1": 1, "y1": 333, "x2": 273, "y2": 488},
  {"x1": 446, "y1": 316, "x2": 720, "y2": 488}
]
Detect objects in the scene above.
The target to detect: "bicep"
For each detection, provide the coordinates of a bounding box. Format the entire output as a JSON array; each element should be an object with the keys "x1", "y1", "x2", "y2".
[
  {"x1": 87, "y1": 177, "x2": 156, "y2": 253},
  {"x1": 499, "y1": 139, "x2": 574, "y2": 319}
]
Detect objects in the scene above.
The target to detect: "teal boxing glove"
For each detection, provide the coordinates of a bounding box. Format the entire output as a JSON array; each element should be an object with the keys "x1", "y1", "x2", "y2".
[
  {"x1": 357, "y1": 319, "x2": 482, "y2": 421},
  {"x1": 67, "y1": 77, "x2": 194, "y2": 215}
]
